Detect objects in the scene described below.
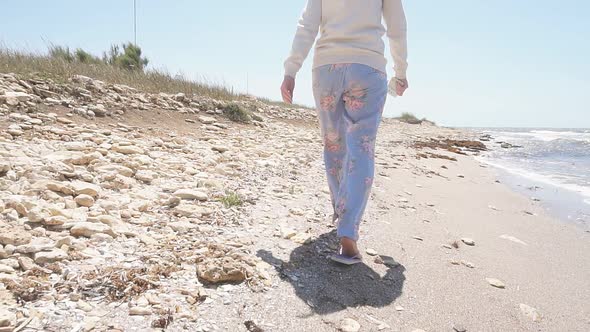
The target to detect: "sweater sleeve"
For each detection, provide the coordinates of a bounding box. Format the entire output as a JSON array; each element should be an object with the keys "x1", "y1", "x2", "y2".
[
  {"x1": 284, "y1": 0, "x2": 322, "y2": 78},
  {"x1": 383, "y1": 0, "x2": 408, "y2": 79}
]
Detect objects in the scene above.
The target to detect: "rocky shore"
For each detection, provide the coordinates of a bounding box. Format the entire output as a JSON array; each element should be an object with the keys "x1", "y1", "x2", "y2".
[{"x1": 1, "y1": 73, "x2": 588, "y2": 332}]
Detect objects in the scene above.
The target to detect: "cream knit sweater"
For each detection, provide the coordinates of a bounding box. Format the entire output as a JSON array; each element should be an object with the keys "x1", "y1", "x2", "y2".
[{"x1": 284, "y1": 0, "x2": 408, "y2": 79}]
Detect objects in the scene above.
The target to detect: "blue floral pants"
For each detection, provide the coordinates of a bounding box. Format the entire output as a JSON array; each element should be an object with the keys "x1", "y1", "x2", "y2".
[{"x1": 312, "y1": 63, "x2": 387, "y2": 241}]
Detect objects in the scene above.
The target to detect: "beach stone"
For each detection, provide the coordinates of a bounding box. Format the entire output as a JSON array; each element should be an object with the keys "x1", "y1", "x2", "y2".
[
  {"x1": 18, "y1": 256, "x2": 37, "y2": 271},
  {"x1": 77, "y1": 300, "x2": 94, "y2": 312},
  {"x1": 461, "y1": 260, "x2": 475, "y2": 268},
  {"x1": 129, "y1": 306, "x2": 152, "y2": 316},
  {"x1": 15, "y1": 237, "x2": 55, "y2": 254},
  {"x1": 34, "y1": 248, "x2": 68, "y2": 264},
  {"x1": 365, "y1": 248, "x2": 378, "y2": 256},
  {"x1": 75, "y1": 194, "x2": 95, "y2": 207},
  {"x1": 519, "y1": 303, "x2": 541, "y2": 322},
  {"x1": 291, "y1": 233, "x2": 312, "y2": 244},
  {"x1": 0, "y1": 308, "x2": 16, "y2": 327},
  {"x1": 70, "y1": 222, "x2": 115, "y2": 238},
  {"x1": 169, "y1": 221, "x2": 198, "y2": 233},
  {"x1": 0, "y1": 226, "x2": 31, "y2": 246},
  {"x1": 0, "y1": 264, "x2": 15, "y2": 274},
  {"x1": 71, "y1": 181, "x2": 101, "y2": 198},
  {"x1": 453, "y1": 325, "x2": 467, "y2": 332},
  {"x1": 280, "y1": 227, "x2": 297, "y2": 239},
  {"x1": 173, "y1": 189, "x2": 208, "y2": 201},
  {"x1": 461, "y1": 238, "x2": 475, "y2": 246},
  {"x1": 112, "y1": 145, "x2": 144, "y2": 155},
  {"x1": 339, "y1": 318, "x2": 361, "y2": 332},
  {"x1": 499, "y1": 234, "x2": 527, "y2": 246},
  {"x1": 43, "y1": 215, "x2": 67, "y2": 226},
  {"x1": 486, "y1": 278, "x2": 506, "y2": 289},
  {"x1": 199, "y1": 116, "x2": 216, "y2": 124}
]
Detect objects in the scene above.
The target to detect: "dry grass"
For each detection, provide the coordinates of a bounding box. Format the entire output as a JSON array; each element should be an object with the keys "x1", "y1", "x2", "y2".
[{"x1": 0, "y1": 47, "x2": 237, "y2": 100}]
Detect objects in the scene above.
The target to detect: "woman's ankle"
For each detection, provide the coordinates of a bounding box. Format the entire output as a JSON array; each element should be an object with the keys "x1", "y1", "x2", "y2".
[{"x1": 340, "y1": 237, "x2": 359, "y2": 256}]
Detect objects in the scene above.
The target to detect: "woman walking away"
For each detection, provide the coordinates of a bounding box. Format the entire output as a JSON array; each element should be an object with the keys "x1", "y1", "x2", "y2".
[{"x1": 281, "y1": 0, "x2": 409, "y2": 265}]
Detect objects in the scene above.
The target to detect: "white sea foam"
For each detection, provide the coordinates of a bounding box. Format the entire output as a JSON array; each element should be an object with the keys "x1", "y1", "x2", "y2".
[
  {"x1": 483, "y1": 129, "x2": 590, "y2": 143},
  {"x1": 476, "y1": 156, "x2": 590, "y2": 201}
]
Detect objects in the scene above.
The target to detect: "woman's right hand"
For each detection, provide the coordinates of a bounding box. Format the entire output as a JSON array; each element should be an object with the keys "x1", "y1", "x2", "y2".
[{"x1": 281, "y1": 75, "x2": 295, "y2": 104}]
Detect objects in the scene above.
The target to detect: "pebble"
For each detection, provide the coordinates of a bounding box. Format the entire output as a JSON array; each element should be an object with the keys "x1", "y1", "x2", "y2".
[
  {"x1": 173, "y1": 189, "x2": 208, "y2": 201},
  {"x1": 461, "y1": 238, "x2": 475, "y2": 246},
  {"x1": 75, "y1": 194, "x2": 95, "y2": 207},
  {"x1": 339, "y1": 318, "x2": 361, "y2": 332},
  {"x1": 34, "y1": 248, "x2": 68, "y2": 264},
  {"x1": 365, "y1": 248, "x2": 378, "y2": 256},
  {"x1": 519, "y1": 303, "x2": 541, "y2": 322},
  {"x1": 486, "y1": 278, "x2": 506, "y2": 289},
  {"x1": 453, "y1": 324, "x2": 467, "y2": 332},
  {"x1": 129, "y1": 306, "x2": 152, "y2": 316}
]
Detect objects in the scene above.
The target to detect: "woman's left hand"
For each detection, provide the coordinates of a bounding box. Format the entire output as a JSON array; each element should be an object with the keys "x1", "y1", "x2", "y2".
[{"x1": 396, "y1": 78, "x2": 409, "y2": 96}]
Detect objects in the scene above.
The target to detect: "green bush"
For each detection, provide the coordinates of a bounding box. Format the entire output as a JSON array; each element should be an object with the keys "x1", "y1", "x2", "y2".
[
  {"x1": 219, "y1": 191, "x2": 243, "y2": 208},
  {"x1": 48, "y1": 45, "x2": 74, "y2": 63},
  {"x1": 104, "y1": 43, "x2": 148, "y2": 71},
  {"x1": 74, "y1": 49, "x2": 102, "y2": 64},
  {"x1": 397, "y1": 112, "x2": 422, "y2": 124},
  {"x1": 223, "y1": 103, "x2": 251, "y2": 123}
]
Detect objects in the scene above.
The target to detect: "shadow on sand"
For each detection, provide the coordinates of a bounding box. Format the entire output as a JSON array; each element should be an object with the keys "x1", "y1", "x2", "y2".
[{"x1": 257, "y1": 230, "x2": 406, "y2": 315}]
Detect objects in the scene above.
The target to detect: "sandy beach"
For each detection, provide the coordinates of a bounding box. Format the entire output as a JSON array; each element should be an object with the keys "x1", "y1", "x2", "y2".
[{"x1": 1, "y1": 73, "x2": 589, "y2": 331}]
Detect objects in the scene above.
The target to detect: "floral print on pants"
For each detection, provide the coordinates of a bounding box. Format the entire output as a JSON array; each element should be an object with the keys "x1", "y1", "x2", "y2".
[{"x1": 312, "y1": 63, "x2": 387, "y2": 241}]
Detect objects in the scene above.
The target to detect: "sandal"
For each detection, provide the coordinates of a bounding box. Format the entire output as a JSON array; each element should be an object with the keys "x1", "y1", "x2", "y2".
[{"x1": 330, "y1": 247, "x2": 363, "y2": 265}]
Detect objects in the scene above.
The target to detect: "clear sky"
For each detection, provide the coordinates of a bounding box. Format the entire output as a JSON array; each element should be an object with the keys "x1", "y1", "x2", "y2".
[{"x1": 1, "y1": 1, "x2": 589, "y2": 127}]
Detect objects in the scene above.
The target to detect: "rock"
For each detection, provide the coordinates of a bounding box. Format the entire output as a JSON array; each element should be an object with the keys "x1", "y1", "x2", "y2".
[
  {"x1": 169, "y1": 221, "x2": 198, "y2": 233},
  {"x1": 173, "y1": 189, "x2": 208, "y2": 201},
  {"x1": 280, "y1": 227, "x2": 297, "y2": 239},
  {"x1": 0, "y1": 264, "x2": 15, "y2": 274},
  {"x1": 77, "y1": 300, "x2": 94, "y2": 312},
  {"x1": 173, "y1": 204, "x2": 211, "y2": 217},
  {"x1": 289, "y1": 207, "x2": 305, "y2": 216},
  {"x1": 339, "y1": 318, "x2": 360, "y2": 332},
  {"x1": 461, "y1": 260, "x2": 475, "y2": 268},
  {"x1": 0, "y1": 308, "x2": 16, "y2": 328},
  {"x1": 395, "y1": 305, "x2": 404, "y2": 311},
  {"x1": 461, "y1": 238, "x2": 475, "y2": 246},
  {"x1": 0, "y1": 248, "x2": 6, "y2": 259},
  {"x1": 43, "y1": 215, "x2": 67, "y2": 226},
  {"x1": 486, "y1": 278, "x2": 506, "y2": 289},
  {"x1": 365, "y1": 248, "x2": 378, "y2": 256},
  {"x1": 499, "y1": 234, "x2": 527, "y2": 246},
  {"x1": 17, "y1": 256, "x2": 37, "y2": 271},
  {"x1": 135, "y1": 170, "x2": 155, "y2": 183},
  {"x1": 75, "y1": 194, "x2": 95, "y2": 207},
  {"x1": 71, "y1": 181, "x2": 101, "y2": 198},
  {"x1": 70, "y1": 222, "x2": 116, "y2": 238},
  {"x1": 453, "y1": 324, "x2": 467, "y2": 332},
  {"x1": 46, "y1": 181, "x2": 75, "y2": 195},
  {"x1": 112, "y1": 144, "x2": 145, "y2": 155},
  {"x1": 129, "y1": 306, "x2": 152, "y2": 316},
  {"x1": 15, "y1": 237, "x2": 55, "y2": 254},
  {"x1": 198, "y1": 116, "x2": 216, "y2": 124},
  {"x1": 0, "y1": 226, "x2": 32, "y2": 246},
  {"x1": 519, "y1": 303, "x2": 541, "y2": 322},
  {"x1": 291, "y1": 233, "x2": 311, "y2": 244},
  {"x1": 212, "y1": 145, "x2": 229, "y2": 153},
  {"x1": 34, "y1": 248, "x2": 68, "y2": 264}
]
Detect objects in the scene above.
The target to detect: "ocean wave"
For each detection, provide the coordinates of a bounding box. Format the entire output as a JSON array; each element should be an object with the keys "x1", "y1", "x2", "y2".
[
  {"x1": 483, "y1": 129, "x2": 590, "y2": 143},
  {"x1": 476, "y1": 156, "x2": 590, "y2": 201}
]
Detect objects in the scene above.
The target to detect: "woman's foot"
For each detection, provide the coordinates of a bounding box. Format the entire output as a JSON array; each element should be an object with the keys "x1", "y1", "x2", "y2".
[
  {"x1": 340, "y1": 237, "x2": 359, "y2": 257},
  {"x1": 330, "y1": 238, "x2": 362, "y2": 265}
]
